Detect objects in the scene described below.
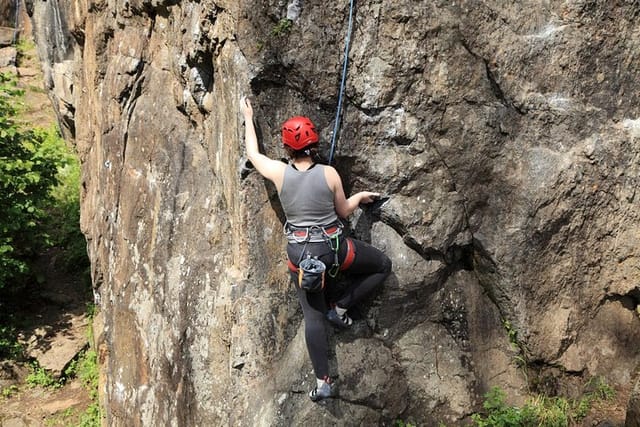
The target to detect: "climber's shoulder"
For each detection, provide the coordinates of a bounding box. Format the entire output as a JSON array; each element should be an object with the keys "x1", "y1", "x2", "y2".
[{"x1": 322, "y1": 164, "x2": 342, "y2": 192}]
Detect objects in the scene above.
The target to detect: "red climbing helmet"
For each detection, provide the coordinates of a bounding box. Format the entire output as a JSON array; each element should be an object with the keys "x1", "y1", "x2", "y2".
[{"x1": 281, "y1": 116, "x2": 319, "y2": 150}]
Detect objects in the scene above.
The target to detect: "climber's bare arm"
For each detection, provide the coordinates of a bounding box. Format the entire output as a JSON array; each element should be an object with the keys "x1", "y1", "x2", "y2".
[
  {"x1": 241, "y1": 97, "x2": 285, "y2": 190},
  {"x1": 324, "y1": 166, "x2": 378, "y2": 218}
]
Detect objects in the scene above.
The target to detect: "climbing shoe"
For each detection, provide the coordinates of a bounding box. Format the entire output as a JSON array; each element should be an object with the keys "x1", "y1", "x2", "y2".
[
  {"x1": 309, "y1": 379, "x2": 334, "y2": 402},
  {"x1": 326, "y1": 307, "x2": 353, "y2": 328}
]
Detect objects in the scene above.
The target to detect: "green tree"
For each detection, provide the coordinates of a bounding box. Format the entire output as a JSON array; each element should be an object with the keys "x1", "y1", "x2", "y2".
[{"x1": 0, "y1": 72, "x2": 70, "y2": 289}]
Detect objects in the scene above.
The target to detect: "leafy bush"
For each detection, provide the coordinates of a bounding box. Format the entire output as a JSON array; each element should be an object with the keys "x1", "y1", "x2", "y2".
[
  {"x1": 1, "y1": 384, "x2": 19, "y2": 398},
  {"x1": 0, "y1": 72, "x2": 72, "y2": 289},
  {"x1": 77, "y1": 401, "x2": 102, "y2": 427},
  {"x1": 42, "y1": 125, "x2": 89, "y2": 273},
  {"x1": 0, "y1": 70, "x2": 88, "y2": 363},
  {"x1": 0, "y1": 70, "x2": 87, "y2": 280},
  {"x1": 74, "y1": 348, "x2": 101, "y2": 426},
  {"x1": 271, "y1": 18, "x2": 292, "y2": 36},
  {"x1": 61, "y1": 343, "x2": 102, "y2": 426},
  {"x1": 472, "y1": 383, "x2": 615, "y2": 427},
  {"x1": 472, "y1": 387, "x2": 537, "y2": 427},
  {"x1": 26, "y1": 362, "x2": 61, "y2": 388},
  {"x1": 0, "y1": 324, "x2": 22, "y2": 358},
  {"x1": 78, "y1": 349, "x2": 99, "y2": 397}
]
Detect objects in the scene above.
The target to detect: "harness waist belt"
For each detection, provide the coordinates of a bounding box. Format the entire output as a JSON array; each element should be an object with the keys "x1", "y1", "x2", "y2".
[
  {"x1": 291, "y1": 226, "x2": 339, "y2": 237},
  {"x1": 285, "y1": 223, "x2": 342, "y2": 243}
]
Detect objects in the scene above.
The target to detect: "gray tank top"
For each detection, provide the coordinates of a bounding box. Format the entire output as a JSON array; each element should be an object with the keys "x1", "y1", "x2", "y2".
[{"x1": 279, "y1": 164, "x2": 338, "y2": 227}]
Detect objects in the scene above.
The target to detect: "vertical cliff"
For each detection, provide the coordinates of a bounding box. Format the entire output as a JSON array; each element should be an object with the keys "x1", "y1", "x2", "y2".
[{"x1": 28, "y1": 0, "x2": 640, "y2": 425}]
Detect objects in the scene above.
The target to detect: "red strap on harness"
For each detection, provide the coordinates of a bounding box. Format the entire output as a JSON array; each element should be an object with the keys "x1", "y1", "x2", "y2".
[
  {"x1": 340, "y1": 238, "x2": 356, "y2": 271},
  {"x1": 290, "y1": 225, "x2": 340, "y2": 239}
]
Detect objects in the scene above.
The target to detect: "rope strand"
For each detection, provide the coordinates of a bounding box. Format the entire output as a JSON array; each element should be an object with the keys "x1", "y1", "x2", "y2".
[{"x1": 328, "y1": 0, "x2": 355, "y2": 165}]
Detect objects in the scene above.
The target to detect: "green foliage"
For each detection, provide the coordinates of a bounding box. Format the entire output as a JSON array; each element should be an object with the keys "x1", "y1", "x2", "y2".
[
  {"x1": 63, "y1": 348, "x2": 98, "y2": 396},
  {"x1": 78, "y1": 349, "x2": 99, "y2": 397},
  {"x1": 76, "y1": 348, "x2": 101, "y2": 426},
  {"x1": 395, "y1": 420, "x2": 416, "y2": 427},
  {"x1": 60, "y1": 345, "x2": 101, "y2": 426},
  {"x1": 472, "y1": 382, "x2": 616, "y2": 427},
  {"x1": 503, "y1": 320, "x2": 518, "y2": 348},
  {"x1": 85, "y1": 302, "x2": 97, "y2": 320},
  {"x1": 15, "y1": 39, "x2": 36, "y2": 60},
  {"x1": 0, "y1": 324, "x2": 22, "y2": 358},
  {"x1": 585, "y1": 376, "x2": 615, "y2": 401},
  {"x1": 0, "y1": 71, "x2": 87, "y2": 290},
  {"x1": 1, "y1": 384, "x2": 19, "y2": 398},
  {"x1": 502, "y1": 319, "x2": 529, "y2": 384},
  {"x1": 0, "y1": 49, "x2": 95, "y2": 426},
  {"x1": 64, "y1": 356, "x2": 79, "y2": 378},
  {"x1": 472, "y1": 387, "x2": 536, "y2": 427},
  {"x1": 26, "y1": 362, "x2": 62, "y2": 388},
  {"x1": 0, "y1": 72, "x2": 70, "y2": 289},
  {"x1": 271, "y1": 18, "x2": 292, "y2": 36},
  {"x1": 77, "y1": 401, "x2": 102, "y2": 427},
  {"x1": 44, "y1": 407, "x2": 76, "y2": 426},
  {"x1": 572, "y1": 396, "x2": 590, "y2": 420},
  {"x1": 43, "y1": 129, "x2": 89, "y2": 273}
]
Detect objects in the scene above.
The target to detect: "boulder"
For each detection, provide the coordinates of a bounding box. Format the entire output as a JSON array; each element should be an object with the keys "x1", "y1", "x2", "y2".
[{"x1": 0, "y1": 46, "x2": 16, "y2": 67}]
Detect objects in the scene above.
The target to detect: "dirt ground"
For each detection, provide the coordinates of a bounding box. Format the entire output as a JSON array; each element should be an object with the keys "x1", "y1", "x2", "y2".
[
  {"x1": 589, "y1": 390, "x2": 630, "y2": 427},
  {"x1": 0, "y1": 247, "x2": 94, "y2": 427},
  {"x1": 1, "y1": 378, "x2": 93, "y2": 427}
]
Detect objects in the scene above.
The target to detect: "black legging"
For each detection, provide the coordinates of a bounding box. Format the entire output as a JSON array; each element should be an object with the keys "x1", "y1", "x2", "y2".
[{"x1": 287, "y1": 237, "x2": 392, "y2": 379}]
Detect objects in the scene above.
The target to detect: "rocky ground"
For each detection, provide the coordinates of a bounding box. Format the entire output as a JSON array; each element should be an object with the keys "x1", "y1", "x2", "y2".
[
  {"x1": 1, "y1": 377, "x2": 92, "y2": 427},
  {"x1": 0, "y1": 25, "x2": 94, "y2": 427},
  {"x1": 0, "y1": 250, "x2": 93, "y2": 427}
]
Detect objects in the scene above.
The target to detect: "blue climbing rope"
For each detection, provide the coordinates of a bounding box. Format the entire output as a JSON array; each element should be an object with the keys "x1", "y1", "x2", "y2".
[{"x1": 328, "y1": 0, "x2": 355, "y2": 165}]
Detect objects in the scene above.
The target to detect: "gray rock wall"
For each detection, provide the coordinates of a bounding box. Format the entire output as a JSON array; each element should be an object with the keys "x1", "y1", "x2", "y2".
[
  {"x1": 0, "y1": 0, "x2": 16, "y2": 28},
  {"x1": 28, "y1": 0, "x2": 640, "y2": 425}
]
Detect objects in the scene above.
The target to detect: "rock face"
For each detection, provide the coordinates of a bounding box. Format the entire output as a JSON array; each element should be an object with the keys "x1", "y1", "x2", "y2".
[
  {"x1": 0, "y1": 0, "x2": 18, "y2": 46},
  {"x1": 0, "y1": 0, "x2": 16, "y2": 28},
  {"x1": 28, "y1": 0, "x2": 640, "y2": 425}
]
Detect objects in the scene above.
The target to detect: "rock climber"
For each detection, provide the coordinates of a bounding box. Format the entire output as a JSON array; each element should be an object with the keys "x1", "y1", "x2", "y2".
[{"x1": 240, "y1": 96, "x2": 392, "y2": 402}]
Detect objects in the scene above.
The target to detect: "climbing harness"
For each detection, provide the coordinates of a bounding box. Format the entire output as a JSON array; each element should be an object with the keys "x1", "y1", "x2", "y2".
[
  {"x1": 285, "y1": 223, "x2": 342, "y2": 244},
  {"x1": 328, "y1": 0, "x2": 356, "y2": 165},
  {"x1": 285, "y1": 222, "x2": 356, "y2": 282}
]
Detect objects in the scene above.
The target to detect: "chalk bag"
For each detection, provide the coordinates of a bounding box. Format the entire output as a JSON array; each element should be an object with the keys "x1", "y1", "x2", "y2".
[{"x1": 298, "y1": 257, "x2": 326, "y2": 293}]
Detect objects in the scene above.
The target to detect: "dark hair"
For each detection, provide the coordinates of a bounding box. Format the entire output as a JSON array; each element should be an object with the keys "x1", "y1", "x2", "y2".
[{"x1": 285, "y1": 143, "x2": 319, "y2": 160}]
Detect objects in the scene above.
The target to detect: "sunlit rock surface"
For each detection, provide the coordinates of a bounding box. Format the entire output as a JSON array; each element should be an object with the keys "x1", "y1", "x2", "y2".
[{"x1": 28, "y1": 0, "x2": 640, "y2": 424}]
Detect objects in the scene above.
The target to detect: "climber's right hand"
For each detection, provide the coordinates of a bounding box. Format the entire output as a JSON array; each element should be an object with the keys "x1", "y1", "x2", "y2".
[
  {"x1": 241, "y1": 96, "x2": 253, "y2": 120},
  {"x1": 359, "y1": 192, "x2": 380, "y2": 204}
]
